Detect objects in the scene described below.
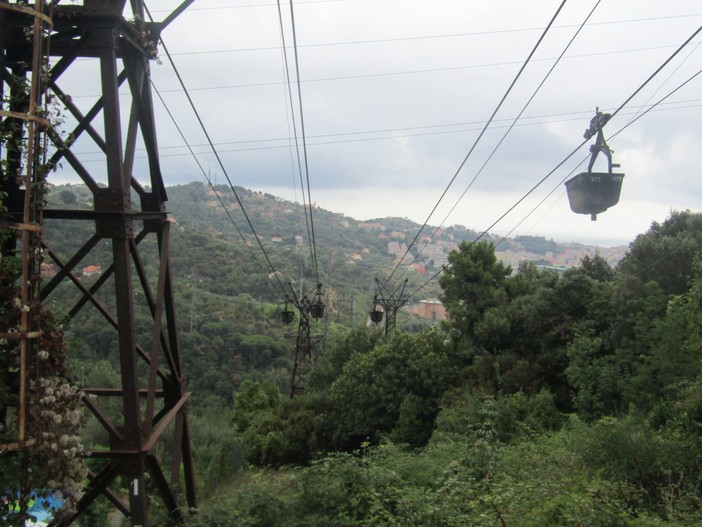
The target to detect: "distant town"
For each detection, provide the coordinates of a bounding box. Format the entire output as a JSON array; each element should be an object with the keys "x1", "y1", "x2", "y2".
[{"x1": 354, "y1": 220, "x2": 629, "y2": 274}]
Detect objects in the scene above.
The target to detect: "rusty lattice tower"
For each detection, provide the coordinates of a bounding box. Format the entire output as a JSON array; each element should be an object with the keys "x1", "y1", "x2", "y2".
[{"x1": 1, "y1": 1, "x2": 196, "y2": 525}]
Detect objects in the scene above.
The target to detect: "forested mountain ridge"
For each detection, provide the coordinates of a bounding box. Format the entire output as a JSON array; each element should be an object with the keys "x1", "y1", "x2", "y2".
[
  {"x1": 162, "y1": 181, "x2": 625, "y2": 268},
  {"x1": 50, "y1": 181, "x2": 625, "y2": 287}
]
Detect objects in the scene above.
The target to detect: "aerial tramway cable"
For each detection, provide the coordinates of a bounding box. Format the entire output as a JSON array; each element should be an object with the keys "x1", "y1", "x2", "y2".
[
  {"x1": 285, "y1": 0, "x2": 322, "y2": 285},
  {"x1": 162, "y1": 13, "x2": 702, "y2": 58},
  {"x1": 70, "y1": 100, "x2": 702, "y2": 162},
  {"x1": 619, "y1": 39, "x2": 702, "y2": 140},
  {"x1": 276, "y1": 0, "x2": 318, "y2": 286},
  {"x1": 473, "y1": 22, "x2": 702, "y2": 245},
  {"x1": 393, "y1": 0, "x2": 603, "y2": 284},
  {"x1": 145, "y1": 6, "x2": 289, "y2": 296},
  {"x1": 496, "y1": 63, "x2": 702, "y2": 248},
  {"x1": 276, "y1": 0, "x2": 326, "y2": 397},
  {"x1": 406, "y1": 23, "x2": 702, "y2": 301},
  {"x1": 381, "y1": 0, "x2": 568, "y2": 288},
  {"x1": 151, "y1": 82, "x2": 286, "y2": 295}
]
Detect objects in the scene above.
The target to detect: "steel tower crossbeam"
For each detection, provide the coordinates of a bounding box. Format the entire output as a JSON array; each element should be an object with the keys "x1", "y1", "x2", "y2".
[{"x1": 1, "y1": 1, "x2": 196, "y2": 525}]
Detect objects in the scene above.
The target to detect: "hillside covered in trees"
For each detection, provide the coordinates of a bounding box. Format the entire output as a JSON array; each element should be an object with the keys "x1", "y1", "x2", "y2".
[
  {"x1": 4, "y1": 182, "x2": 702, "y2": 525},
  {"x1": 178, "y1": 208, "x2": 702, "y2": 527}
]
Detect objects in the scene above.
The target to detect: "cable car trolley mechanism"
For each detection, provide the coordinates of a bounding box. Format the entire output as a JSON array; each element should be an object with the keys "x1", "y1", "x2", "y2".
[{"x1": 565, "y1": 108, "x2": 624, "y2": 220}]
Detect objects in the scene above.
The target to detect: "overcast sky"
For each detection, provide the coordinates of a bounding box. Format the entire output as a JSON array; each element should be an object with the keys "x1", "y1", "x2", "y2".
[{"x1": 59, "y1": 0, "x2": 702, "y2": 247}]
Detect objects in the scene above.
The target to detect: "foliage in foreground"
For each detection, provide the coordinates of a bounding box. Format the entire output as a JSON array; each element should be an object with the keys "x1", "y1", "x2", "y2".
[{"x1": 183, "y1": 406, "x2": 702, "y2": 527}]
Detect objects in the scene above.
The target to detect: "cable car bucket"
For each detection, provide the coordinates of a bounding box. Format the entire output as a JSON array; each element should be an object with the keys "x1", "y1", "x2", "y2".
[
  {"x1": 565, "y1": 109, "x2": 624, "y2": 221},
  {"x1": 369, "y1": 294, "x2": 384, "y2": 324},
  {"x1": 281, "y1": 296, "x2": 295, "y2": 324}
]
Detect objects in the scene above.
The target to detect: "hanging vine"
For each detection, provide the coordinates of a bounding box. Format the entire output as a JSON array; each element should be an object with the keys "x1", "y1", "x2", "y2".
[{"x1": 1, "y1": 5, "x2": 87, "y2": 524}]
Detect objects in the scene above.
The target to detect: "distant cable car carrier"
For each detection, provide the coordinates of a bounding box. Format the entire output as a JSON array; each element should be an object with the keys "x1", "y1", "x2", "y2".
[{"x1": 565, "y1": 108, "x2": 624, "y2": 220}]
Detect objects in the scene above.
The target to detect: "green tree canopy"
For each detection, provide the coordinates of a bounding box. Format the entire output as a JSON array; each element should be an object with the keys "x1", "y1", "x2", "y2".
[
  {"x1": 618, "y1": 210, "x2": 702, "y2": 296},
  {"x1": 328, "y1": 329, "x2": 452, "y2": 449},
  {"x1": 439, "y1": 240, "x2": 512, "y2": 345}
]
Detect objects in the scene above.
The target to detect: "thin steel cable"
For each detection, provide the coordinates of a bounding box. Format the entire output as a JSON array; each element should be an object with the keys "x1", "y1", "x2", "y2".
[
  {"x1": 497, "y1": 63, "x2": 702, "y2": 248},
  {"x1": 278, "y1": 41, "x2": 312, "y2": 296},
  {"x1": 276, "y1": 0, "x2": 317, "y2": 284},
  {"x1": 407, "y1": 26, "x2": 702, "y2": 301},
  {"x1": 85, "y1": 46, "x2": 665, "y2": 92},
  {"x1": 71, "y1": 99, "x2": 702, "y2": 161},
  {"x1": 472, "y1": 22, "x2": 702, "y2": 247},
  {"x1": 396, "y1": 0, "x2": 602, "y2": 283},
  {"x1": 151, "y1": 81, "x2": 285, "y2": 296},
  {"x1": 144, "y1": 6, "x2": 289, "y2": 295},
  {"x1": 621, "y1": 39, "x2": 702, "y2": 132},
  {"x1": 288, "y1": 0, "x2": 321, "y2": 284},
  {"x1": 495, "y1": 159, "x2": 586, "y2": 249},
  {"x1": 165, "y1": 13, "x2": 702, "y2": 55},
  {"x1": 382, "y1": 0, "x2": 568, "y2": 288}
]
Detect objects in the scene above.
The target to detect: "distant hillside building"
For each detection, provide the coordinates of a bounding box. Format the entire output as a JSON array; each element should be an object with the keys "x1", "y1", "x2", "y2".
[
  {"x1": 406, "y1": 299, "x2": 447, "y2": 321},
  {"x1": 423, "y1": 244, "x2": 448, "y2": 266},
  {"x1": 82, "y1": 265, "x2": 102, "y2": 277},
  {"x1": 387, "y1": 241, "x2": 408, "y2": 259},
  {"x1": 410, "y1": 262, "x2": 426, "y2": 274},
  {"x1": 41, "y1": 262, "x2": 58, "y2": 277}
]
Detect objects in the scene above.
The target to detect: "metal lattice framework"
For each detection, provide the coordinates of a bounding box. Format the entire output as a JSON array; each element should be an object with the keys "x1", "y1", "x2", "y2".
[
  {"x1": 371, "y1": 278, "x2": 408, "y2": 336},
  {"x1": 285, "y1": 283, "x2": 324, "y2": 398},
  {"x1": 1, "y1": 1, "x2": 196, "y2": 525}
]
